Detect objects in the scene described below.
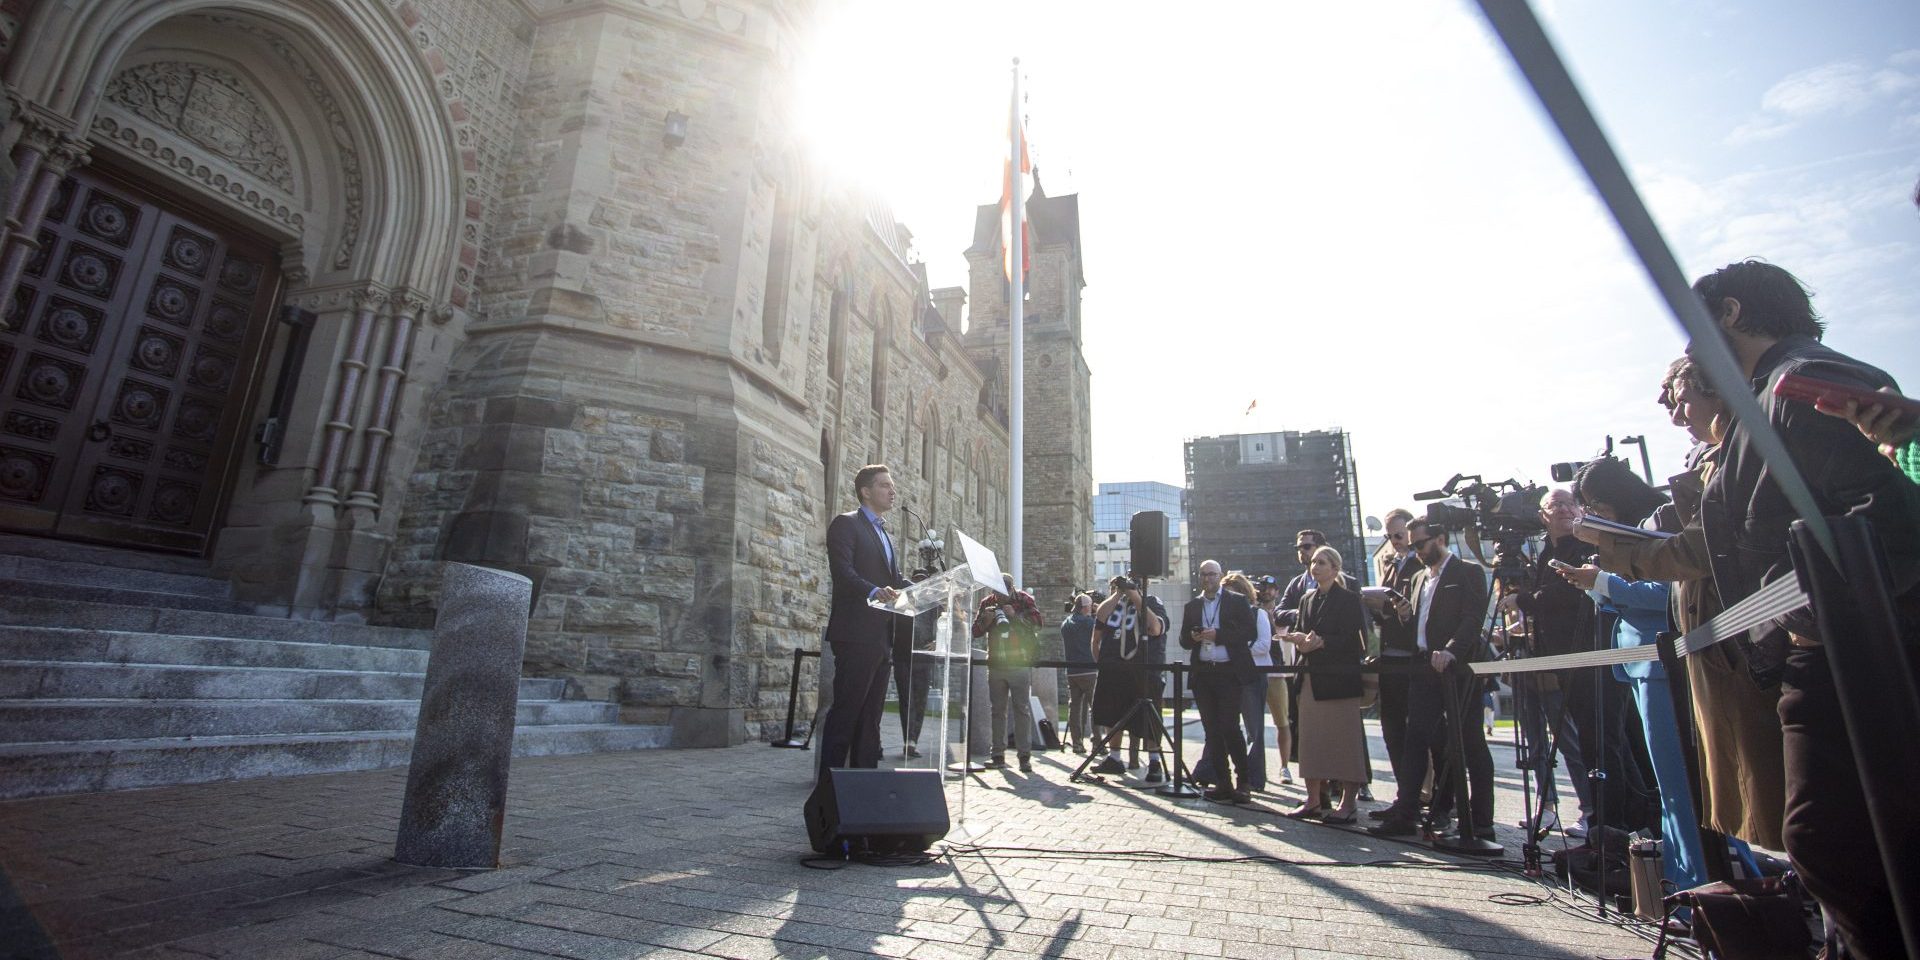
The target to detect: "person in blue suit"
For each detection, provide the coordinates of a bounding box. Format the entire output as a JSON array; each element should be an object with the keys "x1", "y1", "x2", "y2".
[{"x1": 1561, "y1": 458, "x2": 1737, "y2": 894}]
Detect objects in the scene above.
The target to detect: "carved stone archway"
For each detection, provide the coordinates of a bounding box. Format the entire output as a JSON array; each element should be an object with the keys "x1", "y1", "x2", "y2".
[{"x1": 1, "y1": 0, "x2": 464, "y2": 611}]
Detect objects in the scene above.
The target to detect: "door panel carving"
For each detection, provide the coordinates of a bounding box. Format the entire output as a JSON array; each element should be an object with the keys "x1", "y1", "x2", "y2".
[{"x1": 0, "y1": 165, "x2": 280, "y2": 553}]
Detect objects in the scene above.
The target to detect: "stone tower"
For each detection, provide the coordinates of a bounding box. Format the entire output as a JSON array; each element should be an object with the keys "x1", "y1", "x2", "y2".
[{"x1": 961, "y1": 177, "x2": 1094, "y2": 620}]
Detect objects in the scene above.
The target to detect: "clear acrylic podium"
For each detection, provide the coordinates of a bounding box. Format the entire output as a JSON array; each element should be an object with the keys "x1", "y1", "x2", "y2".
[{"x1": 871, "y1": 562, "x2": 987, "y2": 834}]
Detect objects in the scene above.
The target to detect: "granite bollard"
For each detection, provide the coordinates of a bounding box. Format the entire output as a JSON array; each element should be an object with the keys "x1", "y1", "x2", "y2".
[{"x1": 394, "y1": 563, "x2": 533, "y2": 868}]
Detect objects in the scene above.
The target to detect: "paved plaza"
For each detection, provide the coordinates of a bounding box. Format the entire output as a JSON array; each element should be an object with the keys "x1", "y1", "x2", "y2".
[{"x1": 1, "y1": 721, "x2": 1662, "y2": 960}]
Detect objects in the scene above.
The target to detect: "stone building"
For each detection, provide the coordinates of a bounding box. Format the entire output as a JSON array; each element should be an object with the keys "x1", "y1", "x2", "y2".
[{"x1": 0, "y1": 0, "x2": 1090, "y2": 771}]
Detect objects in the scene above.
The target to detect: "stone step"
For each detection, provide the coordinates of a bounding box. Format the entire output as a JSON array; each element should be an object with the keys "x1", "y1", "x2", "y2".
[
  {"x1": 0, "y1": 626, "x2": 430, "y2": 673},
  {"x1": 0, "y1": 723, "x2": 674, "y2": 799},
  {"x1": 0, "y1": 578, "x2": 276, "y2": 617},
  {"x1": 0, "y1": 697, "x2": 619, "y2": 743},
  {"x1": 0, "y1": 554, "x2": 233, "y2": 599},
  {"x1": 0, "y1": 661, "x2": 567, "y2": 702},
  {"x1": 0, "y1": 595, "x2": 435, "y2": 650},
  {"x1": 0, "y1": 532, "x2": 216, "y2": 578}
]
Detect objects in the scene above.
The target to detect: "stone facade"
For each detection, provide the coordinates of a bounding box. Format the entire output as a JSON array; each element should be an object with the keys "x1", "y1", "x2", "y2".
[{"x1": 0, "y1": 0, "x2": 1088, "y2": 748}]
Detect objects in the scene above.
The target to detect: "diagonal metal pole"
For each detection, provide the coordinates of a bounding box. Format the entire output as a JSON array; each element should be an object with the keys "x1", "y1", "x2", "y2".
[{"x1": 1470, "y1": 0, "x2": 1833, "y2": 561}]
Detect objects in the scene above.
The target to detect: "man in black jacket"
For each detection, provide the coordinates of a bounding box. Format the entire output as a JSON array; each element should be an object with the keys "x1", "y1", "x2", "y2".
[
  {"x1": 1689, "y1": 260, "x2": 1920, "y2": 960},
  {"x1": 1180, "y1": 559, "x2": 1259, "y2": 803},
  {"x1": 1370, "y1": 520, "x2": 1494, "y2": 838},
  {"x1": 818, "y1": 465, "x2": 912, "y2": 775},
  {"x1": 1501, "y1": 488, "x2": 1596, "y2": 837}
]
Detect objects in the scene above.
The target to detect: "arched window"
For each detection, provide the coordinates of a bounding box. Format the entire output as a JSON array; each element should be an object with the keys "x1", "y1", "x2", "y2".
[
  {"x1": 760, "y1": 156, "x2": 798, "y2": 364},
  {"x1": 826, "y1": 277, "x2": 849, "y2": 383},
  {"x1": 870, "y1": 299, "x2": 891, "y2": 412}
]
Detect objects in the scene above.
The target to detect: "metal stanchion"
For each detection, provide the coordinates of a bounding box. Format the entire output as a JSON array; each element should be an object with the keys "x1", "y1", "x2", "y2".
[
  {"x1": 1788, "y1": 517, "x2": 1920, "y2": 960},
  {"x1": 771, "y1": 647, "x2": 815, "y2": 749}
]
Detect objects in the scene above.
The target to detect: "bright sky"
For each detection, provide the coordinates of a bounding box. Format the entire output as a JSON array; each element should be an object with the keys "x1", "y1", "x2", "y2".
[{"x1": 794, "y1": 0, "x2": 1920, "y2": 521}]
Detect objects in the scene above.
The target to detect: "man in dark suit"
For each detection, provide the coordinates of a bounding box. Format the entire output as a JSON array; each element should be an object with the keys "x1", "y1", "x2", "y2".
[
  {"x1": 1369, "y1": 519, "x2": 1494, "y2": 838},
  {"x1": 818, "y1": 464, "x2": 911, "y2": 774},
  {"x1": 1179, "y1": 559, "x2": 1260, "y2": 803}
]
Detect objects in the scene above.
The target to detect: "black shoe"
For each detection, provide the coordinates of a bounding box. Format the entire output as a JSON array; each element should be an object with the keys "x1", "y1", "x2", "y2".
[
  {"x1": 984, "y1": 756, "x2": 1006, "y2": 769},
  {"x1": 1203, "y1": 787, "x2": 1237, "y2": 802},
  {"x1": 1368, "y1": 818, "x2": 1419, "y2": 837},
  {"x1": 1143, "y1": 759, "x2": 1165, "y2": 784},
  {"x1": 905, "y1": 745, "x2": 921, "y2": 759},
  {"x1": 1423, "y1": 816, "x2": 1455, "y2": 837},
  {"x1": 1071, "y1": 743, "x2": 1086, "y2": 755},
  {"x1": 1018, "y1": 757, "x2": 1033, "y2": 773},
  {"x1": 1358, "y1": 786, "x2": 1375, "y2": 802},
  {"x1": 1095, "y1": 756, "x2": 1126, "y2": 776},
  {"x1": 1367, "y1": 806, "x2": 1404, "y2": 822}
]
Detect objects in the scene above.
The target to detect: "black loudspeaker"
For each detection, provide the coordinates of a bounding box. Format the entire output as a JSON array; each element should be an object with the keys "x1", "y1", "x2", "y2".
[
  {"x1": 804, "y1": 768, "x2": 949, "y2": 855},
  {"x1": 1130, "y1": 510, "x2": 1169, "y2": 579}
]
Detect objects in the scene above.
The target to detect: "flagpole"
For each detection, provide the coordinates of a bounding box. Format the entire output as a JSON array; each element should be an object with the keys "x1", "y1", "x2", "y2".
[{"x1": 1008, "y1": 58, "x2": 1025, "y2": 590}]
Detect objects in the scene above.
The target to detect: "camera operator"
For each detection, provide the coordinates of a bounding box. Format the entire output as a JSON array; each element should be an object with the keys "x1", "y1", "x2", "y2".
[
  {"x1": 1369, "y1": 519, "x2": 1495, "y2": 839},
  {"x1": 1494, "y1": 488, "x2": 1596, "y2": 838},
  {"x1": 1061, "y1": 593, "x2": 1098, "y2": 754},
  {"x1": 1091, "y1": 574, "x2": 1169, "y2": 781},
  {"x1": 1684, "y1": 260, "x2": 1920, "y2": 960},
  {"x1": 972, "y1": 574, "x2": 1043, "y2": 772}
]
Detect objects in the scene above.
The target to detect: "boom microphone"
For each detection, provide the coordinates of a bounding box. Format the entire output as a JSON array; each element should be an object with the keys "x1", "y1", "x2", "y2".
[{"x1": 1413, "y1": 489, "x2": 1450, "y2": 501}]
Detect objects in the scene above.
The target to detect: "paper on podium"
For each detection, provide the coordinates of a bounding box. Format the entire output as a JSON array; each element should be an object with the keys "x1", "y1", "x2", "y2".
[
  {"x1": 953, "y1": 530, "x2": 1007, "y2": 597},
  {"x1": 870, "y1": 563, "x2": 975, "y2": 616}
]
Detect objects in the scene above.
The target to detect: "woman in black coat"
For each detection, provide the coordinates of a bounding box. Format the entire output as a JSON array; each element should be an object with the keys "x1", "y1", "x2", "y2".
[{"x1": 1281, "y1": 546, "x2": 1371, "y2": 822}]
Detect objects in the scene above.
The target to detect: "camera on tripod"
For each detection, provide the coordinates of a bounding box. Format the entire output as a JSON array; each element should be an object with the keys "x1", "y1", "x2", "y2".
[{"x1": 1415, "y1": 473, "x2": 1548, "y2": 588}]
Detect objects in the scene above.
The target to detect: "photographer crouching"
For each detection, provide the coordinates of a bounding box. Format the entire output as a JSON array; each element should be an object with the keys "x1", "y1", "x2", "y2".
[{"x1": 972, "y1": 574, "x2": 1044, "y2": 772}]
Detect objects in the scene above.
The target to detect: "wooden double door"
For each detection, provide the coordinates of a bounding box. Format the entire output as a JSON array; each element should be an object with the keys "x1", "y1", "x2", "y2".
[{"x1": 0, "y1": 164, "x2": 280, "y2": 554}]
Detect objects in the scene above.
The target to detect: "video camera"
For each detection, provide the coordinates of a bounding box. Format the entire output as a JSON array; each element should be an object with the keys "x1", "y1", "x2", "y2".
[{"x1": 1415, "y1": 473, "x2": 1547, "y2": 587}]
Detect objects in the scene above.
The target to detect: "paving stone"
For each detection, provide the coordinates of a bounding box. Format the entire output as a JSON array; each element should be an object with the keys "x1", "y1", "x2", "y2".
[{"x1": 0, "y1": 731, "x2": 1661, "y2": 959}]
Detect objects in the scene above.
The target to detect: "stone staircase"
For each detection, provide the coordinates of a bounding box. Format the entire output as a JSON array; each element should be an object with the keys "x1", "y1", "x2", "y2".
[{"x1": 0, "y1": 534, "x2": 669, "y2": 799}]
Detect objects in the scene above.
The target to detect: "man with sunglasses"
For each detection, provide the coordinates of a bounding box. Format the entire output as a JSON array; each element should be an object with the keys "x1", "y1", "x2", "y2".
[{"x1": 1369, "y1": 519, "x2": 1494, "y2": 839}]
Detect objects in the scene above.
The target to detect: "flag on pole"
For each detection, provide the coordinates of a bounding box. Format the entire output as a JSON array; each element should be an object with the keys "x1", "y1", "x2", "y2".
[
  {"x1": 1244, "y1": 399, "x2": 1258, "y2": 415},
  {"x1": 1000, "y1": 113, "x2": 1031, "y2": 282}
]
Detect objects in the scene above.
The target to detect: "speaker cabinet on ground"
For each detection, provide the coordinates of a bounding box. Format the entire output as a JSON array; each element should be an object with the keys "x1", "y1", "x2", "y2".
[
  {"x1": 804, "y1": 768, "x2": 949, "y2": 855},
  {"x1": 1130, "y1": 510, "x2": 1169, "y2": 579}
]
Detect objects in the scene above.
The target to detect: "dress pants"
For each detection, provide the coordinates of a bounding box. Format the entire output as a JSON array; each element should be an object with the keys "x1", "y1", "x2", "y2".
[
  {"x1": 1066, "y1": 672, "x2": 1098, "y2": 747},
  {"x1": 1778, "y1": 649, "x2": 1904, "y2": 960},
  {"x1": 1194, "y1": 676, "x2": 1267, "y2": 790},
  {"x1": 1394, "y1": 665, "x2": 1494, "y2": 831},
  {"x1": 817, "y1": 640, "x2": 891, "y2": 775},
  {"x1": 1191, "y1": 664, "x2": 1251, "y2": 790},
  {"x1": 988, "y1": 666, "x2": 1034, "y2": 761},
  {"x1": 1376, "y1": 656, "x2": 1412, "y2": 791},
  {"x1": 892, "y1": 648, "x2": 933, "y2": 746}
]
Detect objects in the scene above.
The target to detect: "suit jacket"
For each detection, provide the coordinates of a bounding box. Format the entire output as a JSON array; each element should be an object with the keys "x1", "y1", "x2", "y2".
[
  {"x1": 1179, "y1": 590, "x2": 1259, "y2": 683},
  {"x1": 1406, "y1": 554, "x2": 1488, "y2": 662},
  {"x1": 1297, "y1": 585, "x2": 1366, "y2": 700},
  {"x1": 825, "y1": 509, "x2": 910, "y2": 648},
  {"x1": 1373, "y1": 551, "x2": 1420, "y2": 655}
]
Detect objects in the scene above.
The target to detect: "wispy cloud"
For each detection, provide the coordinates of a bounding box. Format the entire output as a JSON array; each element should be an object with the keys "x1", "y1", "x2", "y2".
[{"x1": 1729, "y1": 50, "x2": 1920, "y2": 144}]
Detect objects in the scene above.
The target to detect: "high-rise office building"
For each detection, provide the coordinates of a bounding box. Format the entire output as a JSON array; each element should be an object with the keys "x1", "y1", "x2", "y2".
[
  {"x1": 1089, "y1": 481, "x2": 1184, "y2": 586},
  {"x1": 1183, "y1": 430, "x2": 1366, "y2": 587}
]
